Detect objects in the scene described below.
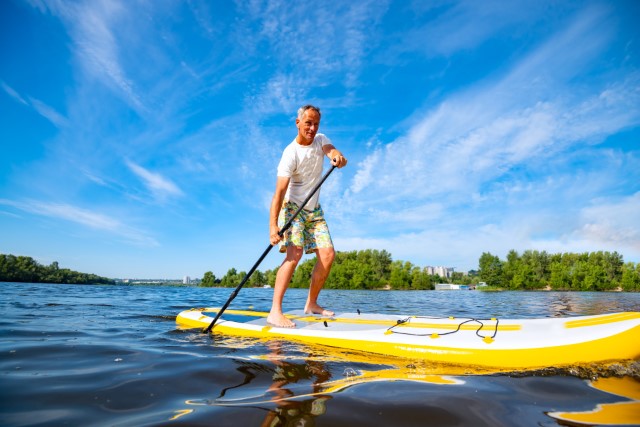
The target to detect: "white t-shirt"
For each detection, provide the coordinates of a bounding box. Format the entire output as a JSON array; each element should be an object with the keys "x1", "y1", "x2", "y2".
[{"x1": 277, "y1": 133, "x2": 331, "y2": 210}]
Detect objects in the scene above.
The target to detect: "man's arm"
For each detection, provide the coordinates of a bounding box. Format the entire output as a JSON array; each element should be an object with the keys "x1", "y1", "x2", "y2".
[
  {"x1": 269, "y1": 176, "x2": 290, "y2": 245},
  {"x1": 322, "y1": 144, "x2": 347, "y2": 168}
]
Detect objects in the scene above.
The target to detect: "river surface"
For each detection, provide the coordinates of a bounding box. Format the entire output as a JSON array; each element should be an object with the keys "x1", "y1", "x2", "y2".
[{"x1": 1, "y1": 282, "x2": 639, "y2": 426}]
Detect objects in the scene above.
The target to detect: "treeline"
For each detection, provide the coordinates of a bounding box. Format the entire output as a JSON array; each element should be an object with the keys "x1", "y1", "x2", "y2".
[
  {"x1": 479, "y1": 250, "x2": 640, "y2": 291},
  {"x1": 202, "y1": 249, "x2": 472, "y2": 290},
  {"x1": 0, "y1": 254, "x2": 115, "y2": 285},
  {"x1": 6, "y1": 249, "x2": 635, "y2": 291},
  {"x1": 202, "y1": 249, "x2": 640, "y2": 291}
]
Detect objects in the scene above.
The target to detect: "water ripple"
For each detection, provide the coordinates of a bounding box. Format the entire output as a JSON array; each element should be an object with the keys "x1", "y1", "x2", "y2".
[{"x1": 1, "y1": 282, "x2": 639, "y2": 426}]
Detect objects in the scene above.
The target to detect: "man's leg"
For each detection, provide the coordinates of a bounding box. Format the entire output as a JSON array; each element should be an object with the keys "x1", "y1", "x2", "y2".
[
  {"x1": 267, "y1": 245, "x2": 303, "y2": 327},
  {"x1": 304, "y1": 246, "x2": 335, "y2": 316}
]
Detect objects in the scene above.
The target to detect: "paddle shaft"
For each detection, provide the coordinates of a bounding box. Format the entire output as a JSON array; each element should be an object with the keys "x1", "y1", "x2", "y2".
[{"x1": 204, "y1": 164, "x2": 337, "y2": 333}]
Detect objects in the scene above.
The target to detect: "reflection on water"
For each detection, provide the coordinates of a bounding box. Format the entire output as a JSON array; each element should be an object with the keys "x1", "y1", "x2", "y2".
[
  {"x1": 548, "y1": 293, "x2": 576, "y2": 316},
  {"x1": 185, "y1": 341, "x2": 335, "y2": 425},
  {"x1": 180, "y1": 335, "x2": 640, "y2": 426},
  {"x1": 548, "y1": 377, "x2": 640, "y2": 425},
  {"x1": 249, "y1": 340, "x2": 332, "y2": 426},
  {"x1": 187, "y1": 339, "x2": 467, "y2": 426},
  {"x1": 542, "y1": 291, "x2": 631, "y2": 317},
  {"x1": 2, "y1": 283, "x2": 640, "y2": 426}
]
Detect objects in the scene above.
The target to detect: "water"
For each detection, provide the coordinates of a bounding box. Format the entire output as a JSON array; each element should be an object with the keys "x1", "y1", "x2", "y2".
[{"x1": 1, "y1": 282, "x2": 639, "y2": 426}]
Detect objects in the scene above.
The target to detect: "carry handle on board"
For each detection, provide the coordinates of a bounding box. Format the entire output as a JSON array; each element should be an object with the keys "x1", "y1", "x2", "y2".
[{"x1": 203, "y1": 163, "x2": 338, "y2": 333}]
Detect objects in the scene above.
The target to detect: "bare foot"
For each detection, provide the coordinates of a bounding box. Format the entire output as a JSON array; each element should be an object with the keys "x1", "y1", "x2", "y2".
[
  {"x1": 304, "y1": 303, "x2": 334, "y2": 317},
  {"x1": 266, "y1": 312, "x2": 296, "y2": 328}
]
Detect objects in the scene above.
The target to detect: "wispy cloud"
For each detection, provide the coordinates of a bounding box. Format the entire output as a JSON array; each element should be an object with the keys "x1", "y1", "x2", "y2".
[
  {"x1": 347, "y1": 6, "x2": 639, "y2": 207},
  {"x1": 7, "y1": 1, "x2": 638, "y2": 278},
  {"x1": 326, "y1": 4, "x2": 640, "y2": 268},
  {"x1": 1, "y1": 81, "x2": 68, "y2": 128},
  {"x1": 29, "y1": 97, "x2": 69, "y2": 128},
  {"x1": 73, "y1": 1, "x2": 146, "y2": 113},
  {"x1": 403, "y1": 0, "x2": 545, "y2": 57},
  {"x1": 0, "y1": 198, "x2": 158, "y2": 247},
  {"x1": 0, "y1": 210, "x2": 22, "y2": 219},
  {"x1": 31, "y1": 0, "x2": 146, "y2": 114},
  {"x1": 237, "y1": 0, "x2": 388, "y2": 115},
  {"x1": 125, "y1": 160, "x2": 184, "y2": 201},
  {"x1": 577, "y1": 192, "x2": 640, "y2": 250},
  {"x1": 1, "y1": 81, "x2": 28, "y2": 105}
]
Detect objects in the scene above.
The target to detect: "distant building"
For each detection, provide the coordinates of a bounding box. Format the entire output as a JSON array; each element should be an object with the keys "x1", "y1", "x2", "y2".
[
  {"x1": 435, "y1": 283, "x2": 470, "y2": 291},
  {"x1": 426, "y1": 266, "x2": 455, "y2": 278},
  {"x1": 183, "y1": 276, "x2": 191, "y2": 285}
]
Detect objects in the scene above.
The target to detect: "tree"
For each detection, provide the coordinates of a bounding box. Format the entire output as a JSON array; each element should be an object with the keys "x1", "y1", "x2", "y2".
[
  {"x1": 450, "y1": 271, "x2": 469, "y2": 285},
  {"x1": 249, "y1": 270, "x2": 267, "y2": 287},
  {"x1": 411, "y1": 267, "x2": 433, "y2": 290},
  {"x1": 571, "y1": 260, "x2": 589, "y2": 290},
  {"x1": 389, "y1": 261, "x2": 413, "y2": 289},
  {"x1": 502, "y1": 250, "x2": 520, "y2": 289},
  {"x1": 603, "y1": 251, "x2": 624, "y2": 285},
  {"x1": 478, "y1": 252, "x2": 503, "y2": 287},
  {"x1": 525, "y1": 250, "x2": 550, "y2": 289},
  {"x1": 201, "y1": 271, "x2": 217, "y2": 287},
  {"x1": 621, "y1": 262, "x2": 640, "y2": 291},
  {"x1": 549, "y1": 261, "x2": 571, "y2": 290},
  {"x1": 0, "y1": 253, "x2": 114, "y2": 284},
  {"x1": 219, "y1": 268, "x2": 242, "y2": 287},
  {"x1": 191, "y1": 249, "x2": 638, "y2": 291}
]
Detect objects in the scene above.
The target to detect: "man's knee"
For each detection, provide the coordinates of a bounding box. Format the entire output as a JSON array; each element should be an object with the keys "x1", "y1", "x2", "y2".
[
  {"x1": 285, "y1": 246, "x2": 304, "y2": 264},
  {"x1": 317, "y1": 247, "x2": 335, "y2": 266}
]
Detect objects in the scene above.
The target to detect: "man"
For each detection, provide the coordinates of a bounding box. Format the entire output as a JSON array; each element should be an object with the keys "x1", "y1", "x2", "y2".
[{"x1": 267, "y1": 105, "x2": 348, "y2": 328}]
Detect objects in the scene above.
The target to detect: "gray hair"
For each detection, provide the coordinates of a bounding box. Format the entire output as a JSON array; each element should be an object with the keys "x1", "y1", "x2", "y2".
[{"x1": 297, "y1": 104, "x2": 321, "y2": 120}]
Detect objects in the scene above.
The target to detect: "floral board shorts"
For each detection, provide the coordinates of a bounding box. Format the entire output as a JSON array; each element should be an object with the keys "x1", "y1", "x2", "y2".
[{"x1": 278, "y1": 201, "x2": 333, "y2": 254}]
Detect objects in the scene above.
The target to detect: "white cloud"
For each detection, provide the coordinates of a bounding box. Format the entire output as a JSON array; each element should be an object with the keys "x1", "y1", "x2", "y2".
[
  {"x1": 125, "y1": 160, "x2": 184, "y2": 200},
  {"x1": 0, "y1": 198, "x2": 158, "y2": 247},
  {"x1": 238, "y1": 0, "x2": 388, "y2": 115},
  {"x1": 31, "y1": 0, "x2": 145, "y2": 114},
  {"x1": 325, "y1": 5, "x2": 640, "y2": 270},
  {"x1": 347, "y1": 6, "x2": 640, "y2": 209},
  {"x1": 1, "y1": 82, "x2": 68, "y2": 128},
  {"x1": 576, "y1": 193, "x2": 640, "y2": 250},
  {"x1": 248, "y1": 73, "x2": 306, "y2": 117},
  {"x1": 11, "y1": 0, "x2": 638, "y2": 278},
  {"x1": 29, "y1": 97, "x2": 69, "y2": 128},
  {"x1": 407, "y1": 0, "x2": 544, "y2": 57},
  {"x1": 75, "y1": 2, "x2": 146, "y2": 113},
  {"x1": 335, "y1": 225, "x2": 521, "y2": 272},
  {"x1": 1, "y1": 81, "x2": 28, "y2": 105},
  {"x1": 337, "y1": 190, "x2": 640, "y2": 270},
  {"x1": 350, "y1": 148, "x2": 381, "y2": 194}
]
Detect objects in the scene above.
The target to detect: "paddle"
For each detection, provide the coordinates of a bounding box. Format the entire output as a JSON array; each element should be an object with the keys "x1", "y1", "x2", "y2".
[{"x1": 204, "y1": 163, "x2": 338, "y2": 333}]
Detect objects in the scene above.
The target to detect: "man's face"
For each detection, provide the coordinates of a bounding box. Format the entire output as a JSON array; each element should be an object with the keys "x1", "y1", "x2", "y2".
[{"x1": 296, "y1": 109, "x2": 320, "y2": 145}]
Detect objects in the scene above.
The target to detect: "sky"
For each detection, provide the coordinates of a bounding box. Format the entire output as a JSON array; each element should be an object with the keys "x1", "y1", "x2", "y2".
[{"x1": 1, "y1": 0, "x2": 639, "y2": 280}]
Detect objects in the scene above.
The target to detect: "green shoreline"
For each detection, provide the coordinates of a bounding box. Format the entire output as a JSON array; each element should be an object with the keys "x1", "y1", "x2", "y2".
[{"x1": 2, "y1": 249, "x2": 639, "y2": 291}]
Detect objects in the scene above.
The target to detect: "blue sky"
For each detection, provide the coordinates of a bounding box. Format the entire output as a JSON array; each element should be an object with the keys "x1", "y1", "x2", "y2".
[{"x1": 1, "y1": 0, "x2": 639, "y2": 280}]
